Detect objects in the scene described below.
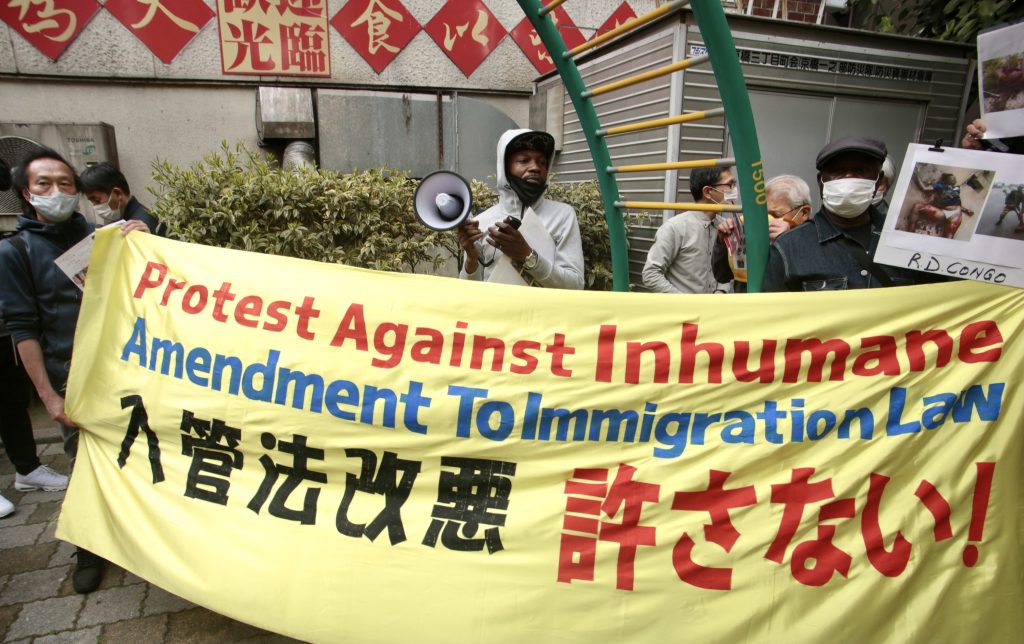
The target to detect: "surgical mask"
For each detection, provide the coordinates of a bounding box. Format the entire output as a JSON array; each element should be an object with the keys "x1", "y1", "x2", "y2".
[
  {"x1": 29, "y1": 192, "x2": 78, "y2": 223},
  {"x1": 822, "y1": 178, "x2": 877, "y2": 218},
  {"x1": 708, "y1": 187, "x2": 738, "y2": 205},
  {"x1": 870, "y1": 192, "x2": 885, "y2": 207},
  {"x1": 92, "y1": 195, "x2": 121, "y2": 223}
]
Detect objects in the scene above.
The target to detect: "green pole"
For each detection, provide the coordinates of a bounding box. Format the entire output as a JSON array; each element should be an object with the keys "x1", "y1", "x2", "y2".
[
  {"x1": 689, "y1": 0, "x2": 769, "y2": 292},
  {"x1": 517, "y1": 0, "x2": 631, "y2": 292}
]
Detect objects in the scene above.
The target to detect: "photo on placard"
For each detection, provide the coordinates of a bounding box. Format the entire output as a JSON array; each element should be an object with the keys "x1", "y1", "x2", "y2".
[
  {"x1": 893, "y1": 162, "x2": 994, "y2": 241},
  {"x1": 976, "y1": 21, "x2": 1024, "y2": 140},
  {"x1": 976, "y1": 181, "x2": 1024, "y2": 239},
  {"x1": 980, "y1": 53, "x2": 1024, "y2": 115}
]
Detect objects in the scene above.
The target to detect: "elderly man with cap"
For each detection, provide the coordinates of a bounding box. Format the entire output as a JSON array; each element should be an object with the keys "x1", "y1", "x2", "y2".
[
  {"x1": 763, "y1": 137, "x2": 934, "y2": 292},
  {"x1": 458, "y1": 129, "x2": 584, "y2": 289}
]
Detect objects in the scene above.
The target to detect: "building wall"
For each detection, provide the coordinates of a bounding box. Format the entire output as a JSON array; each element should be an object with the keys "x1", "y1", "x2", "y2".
[{"x1": 0, "y1": 1, "x2": 658, "y2": 198}]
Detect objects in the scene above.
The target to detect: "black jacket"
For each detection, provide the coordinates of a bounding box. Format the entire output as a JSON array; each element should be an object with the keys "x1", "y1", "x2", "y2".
[
  {"x1": 123, "y1": 196, "x2": 164, "y2": 236},
  {"x1": 0, "y1": 213, "x2": 94, "y2": 386}
]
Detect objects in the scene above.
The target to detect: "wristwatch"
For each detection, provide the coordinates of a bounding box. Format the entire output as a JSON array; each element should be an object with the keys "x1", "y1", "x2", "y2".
[{"x1": 522, "y1": 249, "x2": 539, "y2": 272}]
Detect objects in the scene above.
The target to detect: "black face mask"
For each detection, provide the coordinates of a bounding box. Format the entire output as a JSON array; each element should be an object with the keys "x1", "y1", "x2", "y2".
[{"x1": 507, "y1": 174, "x2": 547, "y2": 210}]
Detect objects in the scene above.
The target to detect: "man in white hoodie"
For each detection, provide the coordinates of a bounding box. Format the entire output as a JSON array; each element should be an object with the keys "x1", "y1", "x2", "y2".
[{"x1": 457, "y1": 129, "x2": 584, "y2": 289}]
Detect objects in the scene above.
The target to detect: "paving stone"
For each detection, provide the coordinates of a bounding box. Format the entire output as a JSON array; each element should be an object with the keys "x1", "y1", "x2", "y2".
[
  {"x1": 0, "y1": 542, "x2": 58, "y2": 576},
  {"x1": 5, "y1": 595, "x2": 82, "y2": 640},
  {"x1": 39, "y1": 442, "x2": 67, "y2": 455},
  {"x1": 0, "y1": 524, "x2": 45, "y2": 548},
  {"x1": 14, "y1": 490, "x2": 66, "y2": 506},
  {"x1": 36, "y1": 520, "x2": 60, "y2": 545},
  {"x1": 76, "y1": 583, "x2": 146, "y2": 628},
  {"x1": 28, "y1": 500, "x2": 63, "y2": 524},
  {"x1": 0, "y1": 604, "x2": 20, "y2": 641},
  {"x1": 0, "y1": 505, "x2": 31, "y2": 527},
  {"x1": 166, "y1": 607, "x2": 264, "y2": 643},
  {"x1": 48, "y1": 541, "x2": 77, "y2": 569},
  {"x1": 100, "y1": 613, "x2": 167, "y2": 643},
  {"x1": 0, "y1": 567, "x2": 69, "y2": 606},
  {"x1": 33, "y1": 625, "x2": 102, "y2": 644},
  {"x1": 122, "y1": 570, "x2": 145, "y2": 586},
  {"x1": 240, "y1": 631, "x2": 308, "y2": 643},
  {"x1": 142, "y1": 585, "x2": 195, "y2": 616}
]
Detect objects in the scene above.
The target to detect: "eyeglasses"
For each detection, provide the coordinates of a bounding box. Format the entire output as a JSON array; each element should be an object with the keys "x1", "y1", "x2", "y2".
[
  {"x1": 712, "y1": 180, "x2": 738, "y2": 190},
  {"x1": 768, "y1": 206, "x2": 801, "y2": 219}
]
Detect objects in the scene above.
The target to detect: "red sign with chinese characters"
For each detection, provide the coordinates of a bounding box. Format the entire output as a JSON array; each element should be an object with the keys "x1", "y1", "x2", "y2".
[
  {"x1": 595, "y1": 1, "x2": 636, "y2": 39},
  {"x1": 423, "y1": 0, "x2": 505, "y2": 78},
  {"x1": 105, "y1": 0, "x2": 214, "y2": 65},
  {"x1": 216, "y1": 0, "x2": 331, "y2": 77},
  {"x1": 0, "y1": 0, "x2": 99, "y2": 61},
  {"x1": 331, "y1": 0, "x2": 420, "y2": 74},
  {"x1": 510, "y1": 6, "x2": 585, "y2": 75}
]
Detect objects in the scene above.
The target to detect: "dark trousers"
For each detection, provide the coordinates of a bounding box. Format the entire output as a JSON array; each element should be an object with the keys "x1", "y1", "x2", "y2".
[{"x1": 0, "y1": 336, "x2": 41, "y2": 475}]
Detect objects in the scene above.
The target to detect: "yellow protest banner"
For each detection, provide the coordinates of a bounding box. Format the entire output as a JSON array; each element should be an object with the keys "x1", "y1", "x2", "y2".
[{"x1": 59, "y1": 228, "x2": 1023, "y2": 643}]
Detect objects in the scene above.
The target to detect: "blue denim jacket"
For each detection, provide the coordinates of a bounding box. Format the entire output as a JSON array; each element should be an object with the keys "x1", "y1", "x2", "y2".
[{"x1": 762, "y1": 207, "x2": 934, "y2": 291}]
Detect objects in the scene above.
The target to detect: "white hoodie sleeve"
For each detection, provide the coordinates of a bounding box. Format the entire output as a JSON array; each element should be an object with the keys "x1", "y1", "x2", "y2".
[{"x1": 527, "y1": 201, "x2": 584, "y2": 290}]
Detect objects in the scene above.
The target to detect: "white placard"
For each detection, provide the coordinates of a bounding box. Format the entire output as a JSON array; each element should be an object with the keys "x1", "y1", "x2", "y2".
[
  {"x1": 875, "y1": 143, "x2": 1024, "y2": 288},
  {"x1": 977, "y1": 21, "x2": 1024, "y2": 140},
  {"x1": 53, "y1": 221, "x2": 123, "y2": 291}
]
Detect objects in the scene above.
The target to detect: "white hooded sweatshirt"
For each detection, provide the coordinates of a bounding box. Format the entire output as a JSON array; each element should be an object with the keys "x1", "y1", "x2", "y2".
[{"x1": 459, "y1": 128, "x2": 585, "y2": 289}]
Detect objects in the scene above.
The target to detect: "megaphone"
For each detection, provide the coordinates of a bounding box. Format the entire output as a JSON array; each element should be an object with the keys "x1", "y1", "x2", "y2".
[{"x1": 414, "y1": 170, "x2": 473, "y2": 230}]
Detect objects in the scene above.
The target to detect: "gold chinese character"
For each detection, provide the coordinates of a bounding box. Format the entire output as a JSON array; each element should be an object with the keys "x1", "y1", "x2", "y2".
[
  {"x1": 442, "y1": 9, "x2": 488, "y2": 52},
  {"x1": 351, "y1": 0, "x2": 401, "y2": 55},
  {"x1": 131, "y1": 0, "x2": 200, "y2": 32},
  {"x1": 8, "y1": 0, "x2": 75, "y2": 42}
]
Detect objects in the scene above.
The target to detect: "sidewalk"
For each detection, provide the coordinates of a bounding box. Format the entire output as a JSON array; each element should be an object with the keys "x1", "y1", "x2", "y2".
[{"x1": 0, "y1": 399, "x2": 303, "y2": 643}]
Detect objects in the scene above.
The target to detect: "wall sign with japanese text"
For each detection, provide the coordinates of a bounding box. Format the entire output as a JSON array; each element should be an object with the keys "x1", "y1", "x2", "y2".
[
  {"x1": 216, "y1": 0, "x2": 330, "y2": 77},
  {"x1": 60, "y1": 229, "x2": 1024, "y2": 643}
]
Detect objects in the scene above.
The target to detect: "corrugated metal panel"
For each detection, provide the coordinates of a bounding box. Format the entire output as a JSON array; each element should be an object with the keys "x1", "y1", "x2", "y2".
[{"x1": 534, "y1": 12, "x2": 973, "y2": 288}]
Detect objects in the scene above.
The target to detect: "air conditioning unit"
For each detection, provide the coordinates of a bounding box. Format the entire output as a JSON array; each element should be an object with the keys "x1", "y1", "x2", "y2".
[{"x1": 0, "y1": 122, "x2": 118, "y2": 232}]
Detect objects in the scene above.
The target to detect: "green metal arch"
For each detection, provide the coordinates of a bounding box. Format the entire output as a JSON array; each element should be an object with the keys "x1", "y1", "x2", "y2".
[{"x1": 515, "y1": 0, "x2": 770, "y2": 292}]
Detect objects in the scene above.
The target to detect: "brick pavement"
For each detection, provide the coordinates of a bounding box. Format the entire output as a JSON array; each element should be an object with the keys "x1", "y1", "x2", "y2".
[{"x1": 0, "y1": 400, "x2": 305, "y2": 643}]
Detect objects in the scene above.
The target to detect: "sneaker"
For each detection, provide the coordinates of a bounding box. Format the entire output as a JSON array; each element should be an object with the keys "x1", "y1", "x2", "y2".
[
  {"x1": 14, "y1": 464, "x2": 69, "y2": 492},
  {"x1": 72, "y1": 548, "x2": 104, "y2": 594},
  {"x1": 0, "y1": 494, "x2": 13, "y2": 519}
]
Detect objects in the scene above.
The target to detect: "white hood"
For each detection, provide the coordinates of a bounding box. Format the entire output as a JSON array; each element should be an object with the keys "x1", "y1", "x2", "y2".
[{"x1": 494, "y1": 128, "x2": 552, "y2": 216}]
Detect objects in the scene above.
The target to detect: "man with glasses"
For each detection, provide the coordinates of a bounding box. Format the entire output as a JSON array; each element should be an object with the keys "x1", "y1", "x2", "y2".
[
  {"x1": 765, "y1": 175, "x2": 813, "y2": 241},
  {"x1": 762, "y1": 137, "x2": 935, "y2": 292},
  {"x1": 643, "y1": 167, "x2": 736, "y2": 294}
]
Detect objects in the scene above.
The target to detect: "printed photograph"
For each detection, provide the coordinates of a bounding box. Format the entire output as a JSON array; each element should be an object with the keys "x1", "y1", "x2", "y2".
[
  {"x1": 980, "y1": 53, "x2": 1024, "y2": 114},
  {"x1": 894, "y1": 163, "x2": 995, "y2": 241},
  {"x1": 976, "y1": 181, "x2": 1024, "y2": 239}
]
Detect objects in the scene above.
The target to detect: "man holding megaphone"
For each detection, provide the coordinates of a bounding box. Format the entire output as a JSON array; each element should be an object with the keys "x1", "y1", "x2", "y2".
[{"x1": 457, "y1": 129, "x2": 584, "y2": 289}]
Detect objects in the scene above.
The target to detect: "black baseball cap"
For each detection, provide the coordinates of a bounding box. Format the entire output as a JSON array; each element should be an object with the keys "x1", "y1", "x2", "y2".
[
  {"x1": 506, "y1": 130, "x2": 555, "y2": 162},
  {"x1": 815, "y1": 137, "x2": 887, "y2": 170}
]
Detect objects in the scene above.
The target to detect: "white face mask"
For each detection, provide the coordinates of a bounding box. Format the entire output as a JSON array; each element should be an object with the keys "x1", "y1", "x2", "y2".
[
  {"x1": 29, "y1": 192, "x2": 78, "y2": 223},
  {"x1": 822, "y1": 178, "x2": 877, "y2": 218},
  {"x1": 870, "y1": 193, "x2": 885, "y2": 207},
  {"x1": 92, "y1": 195, "x2": 121, "y2": 223},
  {"x1": 708, "y1": 186, "x2": 738, "y2": 205}
]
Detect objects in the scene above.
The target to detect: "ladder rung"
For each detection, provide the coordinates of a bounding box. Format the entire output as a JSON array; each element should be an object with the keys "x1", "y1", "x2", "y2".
[
  {"x1": 566, "y1": 0, "x2": 689, "y2": 58},
  {"x1": 538, "y1": 0, "x2": 567, "y2": 17},
  {"x1": 617, "y1": 201, "x2": 743, "y2": 213},
  {"x1": 609, "y1": 157, "x2": 735, "y2": 173},
  {"x1": 585, "y1": 55, "x2": 709, "y2": 98},
  {"x1": 599, "y1": 108, "x2": 725, "y2": 137}
]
